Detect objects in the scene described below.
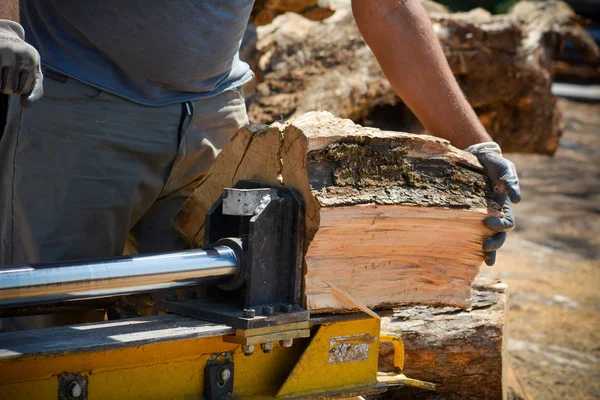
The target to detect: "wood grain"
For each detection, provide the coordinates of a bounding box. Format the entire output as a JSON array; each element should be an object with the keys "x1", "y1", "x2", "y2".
[{"x1": 305, "y1": 206, "x2": 489, "y2": 311}]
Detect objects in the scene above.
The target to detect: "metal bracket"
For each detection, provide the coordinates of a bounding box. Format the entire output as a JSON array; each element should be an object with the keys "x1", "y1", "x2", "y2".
[
  {"x1": 163, "y1": 180, "x2": 307, "y2": 329},
  {"x1": 377, "y1": 372, "x2": 436, "y2": 391},
  {"x1": 160, "y1": 297, "x2": 308, "y2": 330},
  {"x1": 160, "y1": 181, "x2": 309, "y2": 354},
  {"x1": 222, "y1": 187, "x2": 277, "y2": 216},
  {"x1": 204, "y1": 181, "x2": 305, "y2": 308},
  {"x1": 58, "y1": 373, "x2": 88, "y2": 400},
  {"x1": 377, "y1": 332, "x2": 436, "y2": 391},
  {"x1": 205, "y1": 360, "x2": 234, "y2": 400}
]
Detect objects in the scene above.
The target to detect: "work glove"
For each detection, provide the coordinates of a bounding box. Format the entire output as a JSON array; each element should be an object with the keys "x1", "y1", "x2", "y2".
[
  {"x1": 465, "y1": 142, "x2": 521, "y2": 266},
  {"x1": 0, "y1": 20, "x2": 43, "y2": 108}
]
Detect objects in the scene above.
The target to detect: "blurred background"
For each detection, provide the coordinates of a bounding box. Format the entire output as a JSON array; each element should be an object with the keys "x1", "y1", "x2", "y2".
[{"x1": 478, "y1": 2, "x2": 599, "y2": 400}]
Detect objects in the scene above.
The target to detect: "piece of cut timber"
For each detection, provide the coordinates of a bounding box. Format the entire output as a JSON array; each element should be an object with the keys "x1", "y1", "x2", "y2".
[
  {"x1": 374, "y1": 277, "x2": 508, "y2": 400},
  {"x1": 173, "y1": 112, "x2": 500, "y2": 312}
]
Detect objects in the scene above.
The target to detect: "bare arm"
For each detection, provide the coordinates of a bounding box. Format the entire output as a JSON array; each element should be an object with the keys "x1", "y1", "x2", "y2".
[
  {"x1": 352, "y1": 0, "x2": 491, "y2": 148},
  {"x1": 0, "y1": 0, "x2": 18, "y2": 21},
  {"x1": 352, "y1": 0, "x2": 521, "y2": 265}
]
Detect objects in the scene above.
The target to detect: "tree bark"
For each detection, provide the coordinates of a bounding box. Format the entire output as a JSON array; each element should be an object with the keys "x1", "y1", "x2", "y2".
[
  {"x1": 374, "y1": 277, "x2": 508, "y2": 400},
  {"x1": 244, "y1": 1, "x2": 599, "y2": 155},
  {"x1": 173, "y1": 112, "x2": 500, "y2": 311}
]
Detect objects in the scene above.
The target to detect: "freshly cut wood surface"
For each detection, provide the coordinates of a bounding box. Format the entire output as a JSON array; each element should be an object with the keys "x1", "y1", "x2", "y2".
[
  {"x1": 173, "y1": 112, "x2": 499, "y2": 311},
  {"x1": 305, "y1": 206, "x2": 490, "y2": 312},
  {"x1": 375, "y1": 278, "x2": 508, "y2": 400}
]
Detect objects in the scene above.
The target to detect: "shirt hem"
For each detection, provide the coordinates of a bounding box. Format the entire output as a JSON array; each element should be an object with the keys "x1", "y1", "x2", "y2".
[{"x1": 42, "y1": 64, "x2": 255, "y2": 107}]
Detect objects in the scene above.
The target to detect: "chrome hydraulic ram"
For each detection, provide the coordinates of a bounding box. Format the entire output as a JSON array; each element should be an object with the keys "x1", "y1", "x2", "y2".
[{"x1": 0, "y1": 246, "x2": 240, "y2": 308}]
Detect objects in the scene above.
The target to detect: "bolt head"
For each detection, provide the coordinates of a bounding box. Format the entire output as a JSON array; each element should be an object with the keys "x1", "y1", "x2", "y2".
[
  {"x1": 242, "y1": 308, "x2": 256, "y2": 318},
  {"x1": 242, "y1": 344, "x2": 255, "y2": 356},
  {"x1": 166, "y1": 292, "x2": 178, "y2": 301},
  {"x1": 218, "y1": 366, "x2": 232, "y2": 383},
  {"x1": 68, "y1": 382, "x2": 82, "y2": 398},
  {"x1": 280, "y1": 304, "x2": 293, "y2": 313},
  {"x1": 281, "y1": 338, "x2": 294, "y2": 348},
  {"x1": 261, "y1": 341, "x2": 274, "y2": 353},
  {"x1": 262, "y1": 305, "x2": 274, "y2": 315}
]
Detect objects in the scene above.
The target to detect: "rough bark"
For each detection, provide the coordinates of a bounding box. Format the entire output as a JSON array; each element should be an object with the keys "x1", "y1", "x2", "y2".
[
  {"x1": 244, "y1": 1, "x2": 599, "y2": 155},
  {"x1": 173, "y1": 112, "x2": 500, "y2": 312},
  {"x1": 374, "y1": 277, "x2": 508, "y2": 400}
]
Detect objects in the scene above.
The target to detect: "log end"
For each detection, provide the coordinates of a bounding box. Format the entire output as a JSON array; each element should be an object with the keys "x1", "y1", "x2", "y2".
[{"x1": 376, "y1": 277, "x2": 508, "y2": 400}]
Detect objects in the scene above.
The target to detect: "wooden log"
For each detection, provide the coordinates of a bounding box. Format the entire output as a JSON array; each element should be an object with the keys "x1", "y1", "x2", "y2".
[
  {"x1": 245, "y1": 1, "x2": 599, "y2": 155},
  {"x1": 173, "y1": 112, "x2": 500, "y2": 312},
  {"x1": 374, "y1": 277, "x2": 508, "y2": 400}
]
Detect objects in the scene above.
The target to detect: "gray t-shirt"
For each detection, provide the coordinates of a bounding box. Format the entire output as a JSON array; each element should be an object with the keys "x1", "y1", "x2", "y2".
[{"x1": 21, "y1": 1, "x2": 255, "y2": 106}]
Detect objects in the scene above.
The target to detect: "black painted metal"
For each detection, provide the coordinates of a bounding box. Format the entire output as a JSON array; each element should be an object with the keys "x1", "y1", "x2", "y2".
[
  {"x1": 235, "y1": 181, "x2": 304, "y2": 308},
  {"x1": 160, "y1": 298, "x2": 308, "y2": 329},
  {"x1": 204, "y1": 361, "x2": 234, "y2": 400},
  {"x1": 58, "y1": 373, "x2": 88, "y2": 400},
  {"x1": 166, "y1": 180, "x2": 307, "y2": 329}
]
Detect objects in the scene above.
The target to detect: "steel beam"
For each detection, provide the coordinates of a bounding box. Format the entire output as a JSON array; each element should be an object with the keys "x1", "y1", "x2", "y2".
[{"x1": 0, "y1": 247, "x2": 239, "y2": 307}]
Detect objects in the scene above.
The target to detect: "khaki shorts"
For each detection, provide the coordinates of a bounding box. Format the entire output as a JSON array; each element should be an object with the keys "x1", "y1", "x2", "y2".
[
  {"x1": 0, "y1": 73, "x2": 248, "y2": 264},
  {"x1": 0, "y1": 73, "x2": 248, "y2": 331}
]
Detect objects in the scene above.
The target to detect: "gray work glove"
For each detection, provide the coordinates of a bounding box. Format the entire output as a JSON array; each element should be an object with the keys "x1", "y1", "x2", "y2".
[
  {"x1": 0, "y1": 20, "x2": 43, "y2": 108},
  {"x1": 465, "y1": 142, "x2": 521, "y2": 266}
]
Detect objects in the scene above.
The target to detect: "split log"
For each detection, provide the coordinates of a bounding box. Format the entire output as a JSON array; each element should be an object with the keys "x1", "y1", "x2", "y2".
[
  {"x1": 245, "y1": 1, "x2": 599, "y2": 155},
  {"x1": 374, "y1": 277, "x2": 508, "y2": 400},
  {"x1": 173, "y1": 112, "x2": 500, "y2": 312}
]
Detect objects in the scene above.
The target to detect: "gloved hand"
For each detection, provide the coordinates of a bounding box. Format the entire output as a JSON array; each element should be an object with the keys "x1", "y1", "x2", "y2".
[
  {"x1": 0, "y1": 20, "x2": 43, "y2": 108},
  {"x1": 465, "y1": 142, "x2": 521, "y2": 266}
]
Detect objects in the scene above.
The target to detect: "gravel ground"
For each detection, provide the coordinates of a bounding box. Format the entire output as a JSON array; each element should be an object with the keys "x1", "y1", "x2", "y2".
[{"x1": 480, "y1": 99, "x2": 600, "y2": 400}]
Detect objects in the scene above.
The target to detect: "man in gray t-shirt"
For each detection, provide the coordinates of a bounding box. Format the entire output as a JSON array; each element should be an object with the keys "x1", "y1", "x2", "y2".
[{"x1": 0, "y1": 1, "x2": 520, "y2": 270}]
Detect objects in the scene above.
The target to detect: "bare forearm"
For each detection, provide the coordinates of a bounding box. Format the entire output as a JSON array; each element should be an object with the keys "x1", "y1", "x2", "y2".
[
  {"x1": 352, "y1": 0, "x2": 491, "y2": 148},
  {"x1": 0, "y1": 0, "x2": 18, "y2": 22}
]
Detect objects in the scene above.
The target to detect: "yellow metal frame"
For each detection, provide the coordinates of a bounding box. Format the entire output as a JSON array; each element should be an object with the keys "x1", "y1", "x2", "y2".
[
  {"x1": 377, "y1": 333, "x2": 436, "y2": 391},
  {"x1": 224, "y1": 321, "x2": 311, "y2": 346},
  {"x1": 0, "y1": 315, "x2": 433, "y2": 399},
  {"x1": 277, "y1": 318, "x2": 385, "y2": 399}
]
